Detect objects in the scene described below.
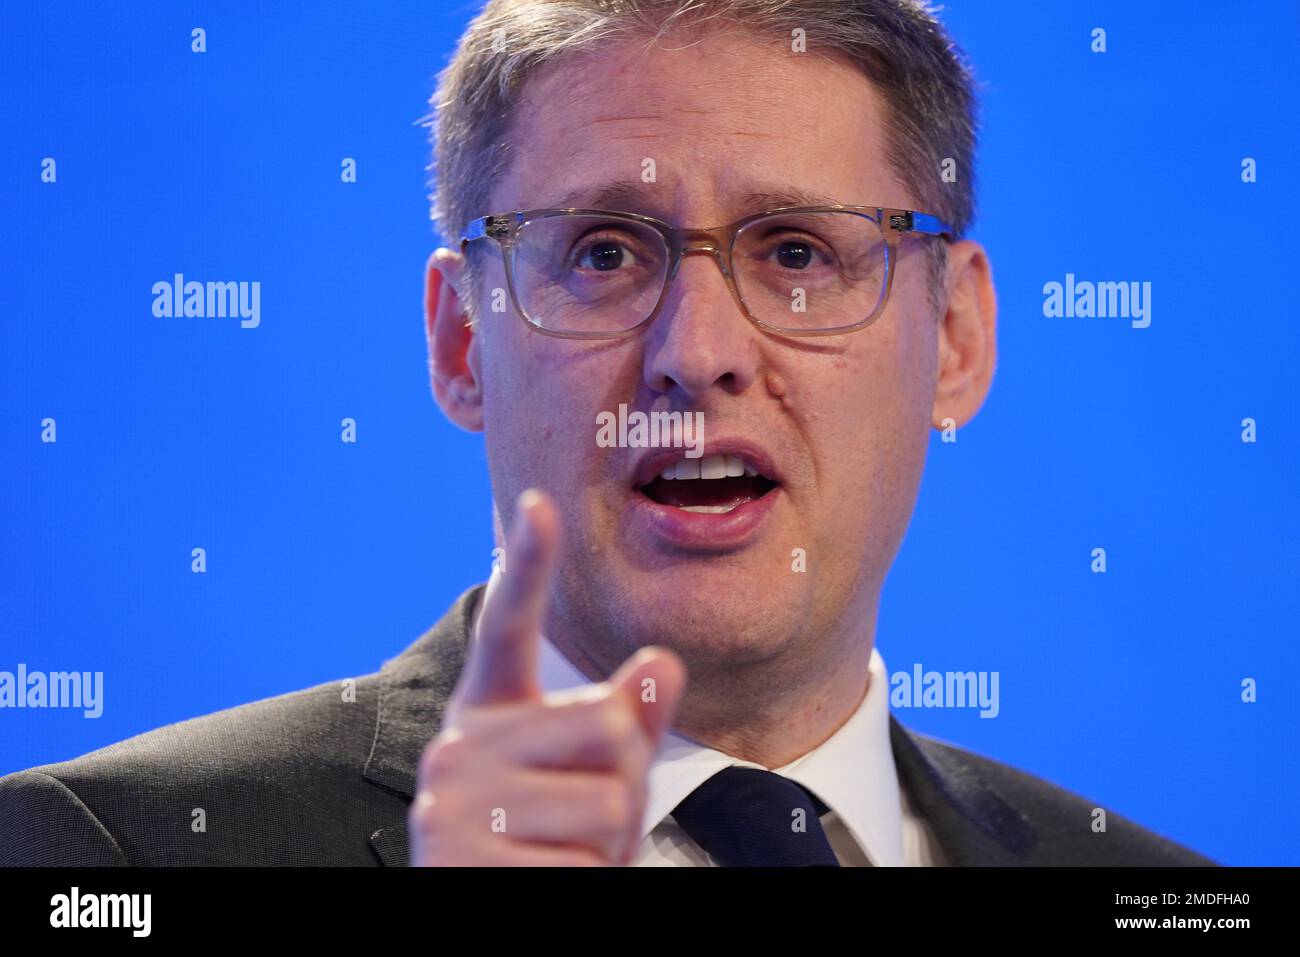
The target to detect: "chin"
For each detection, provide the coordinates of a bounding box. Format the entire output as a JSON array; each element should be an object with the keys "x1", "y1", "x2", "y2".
[{"x1": 574, "y1": 559, "x2": 807, "y2": 667}]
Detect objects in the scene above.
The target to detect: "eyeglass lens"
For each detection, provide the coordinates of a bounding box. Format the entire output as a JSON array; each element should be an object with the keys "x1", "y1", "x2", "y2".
[{"x1": 509, "y1": 211, "x2": 888, "y2": 335}]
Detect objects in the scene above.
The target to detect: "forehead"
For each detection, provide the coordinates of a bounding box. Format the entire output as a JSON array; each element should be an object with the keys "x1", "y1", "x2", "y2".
[{"x1": 491, "y1": 28, "x2": 910, "y2": 223}]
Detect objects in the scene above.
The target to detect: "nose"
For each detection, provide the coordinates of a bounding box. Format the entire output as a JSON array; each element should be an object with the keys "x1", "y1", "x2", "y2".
[{"x1": 642, "y1": 241, "x2": 761, "y2": 400}]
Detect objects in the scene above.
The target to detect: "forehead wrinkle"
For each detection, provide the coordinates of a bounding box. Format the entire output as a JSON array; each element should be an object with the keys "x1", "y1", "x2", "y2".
[{"x1": 589, "y1": 113, "x2": 666, "y2": 124}]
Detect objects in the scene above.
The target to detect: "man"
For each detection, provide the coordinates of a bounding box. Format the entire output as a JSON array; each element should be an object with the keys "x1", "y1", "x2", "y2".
[{"x1": 0, "y1": 0, "x2": 1214, "y2": 866}]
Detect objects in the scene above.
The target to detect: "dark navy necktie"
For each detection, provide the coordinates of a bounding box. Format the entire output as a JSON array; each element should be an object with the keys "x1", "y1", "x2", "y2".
[{"x1": 670, "y1": 766, "x2": 840, "y2": 866}]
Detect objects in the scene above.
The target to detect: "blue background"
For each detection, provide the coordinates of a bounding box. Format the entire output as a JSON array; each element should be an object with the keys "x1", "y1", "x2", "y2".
[{"x1": 2, "y1": 1, "x2": 1296, "y2": 865}]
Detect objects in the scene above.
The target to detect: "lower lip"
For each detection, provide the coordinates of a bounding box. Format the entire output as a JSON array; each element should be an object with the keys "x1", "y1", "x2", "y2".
[{"x1": 626, "y1": 485, "x2": 782, "y2": 551}]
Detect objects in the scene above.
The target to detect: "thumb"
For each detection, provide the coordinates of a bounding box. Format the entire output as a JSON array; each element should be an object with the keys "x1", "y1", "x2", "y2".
[{"x1": 609, "y1": 646, "x2": 687, "y2": 746}]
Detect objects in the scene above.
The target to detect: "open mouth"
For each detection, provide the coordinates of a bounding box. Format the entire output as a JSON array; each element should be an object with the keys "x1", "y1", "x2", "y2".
[{"x1": 635, "y1": 453, "x2": 779, "y2": 514}]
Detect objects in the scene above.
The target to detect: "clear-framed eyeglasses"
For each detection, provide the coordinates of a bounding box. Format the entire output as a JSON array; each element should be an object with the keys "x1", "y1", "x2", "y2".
[{"x1": 459, "y1": 203, "x2": 955, "y2": 339}]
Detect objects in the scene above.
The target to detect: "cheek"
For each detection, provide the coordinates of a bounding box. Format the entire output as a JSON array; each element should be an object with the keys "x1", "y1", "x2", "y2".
[
  {"x1": 856, "y1": 320, "x2": 935, "y2": 522},
  {"x1": 479, "y1": 333, "x2": 610, "y2": 495},
  {"x1": 787, "y1": 325, "x2": 925, "y2": 501},
  {"x1": 478, "y1": 329, "x2": 549, "y2": 481}
]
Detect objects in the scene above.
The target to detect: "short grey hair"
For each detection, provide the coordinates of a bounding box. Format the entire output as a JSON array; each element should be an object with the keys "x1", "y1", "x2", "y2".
[{"x1": 425, "y1": 0, "x2": 980, "y2": 322}]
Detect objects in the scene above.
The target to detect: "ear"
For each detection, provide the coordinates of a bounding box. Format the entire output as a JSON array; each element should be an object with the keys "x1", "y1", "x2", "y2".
[
  {"x1": 931, "y1": 239, "x2": 997, "y2": 429},
  {"x1": 425, "y1": 247, "x2": 484, "y2": 432}
]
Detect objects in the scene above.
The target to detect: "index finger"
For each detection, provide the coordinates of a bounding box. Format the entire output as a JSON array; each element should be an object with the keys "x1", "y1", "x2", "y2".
[{"x1": 452, "y1": 488, "x2": 560, "y2": 711}]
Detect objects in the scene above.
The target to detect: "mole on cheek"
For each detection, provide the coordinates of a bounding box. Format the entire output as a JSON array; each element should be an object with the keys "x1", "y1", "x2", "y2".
[{"x1": 767, "y1": 370, "x2": 802, "y2": 416}]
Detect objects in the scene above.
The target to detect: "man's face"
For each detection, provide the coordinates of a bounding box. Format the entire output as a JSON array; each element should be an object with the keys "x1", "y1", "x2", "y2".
[{"x1": 446, "y1": 29, "x2": 963, "y2": 678}]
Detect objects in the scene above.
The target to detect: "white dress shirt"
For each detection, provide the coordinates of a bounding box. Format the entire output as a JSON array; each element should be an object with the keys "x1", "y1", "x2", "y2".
[{"x1": 471, "y1": 570, "x2": 947, "y2": 866}]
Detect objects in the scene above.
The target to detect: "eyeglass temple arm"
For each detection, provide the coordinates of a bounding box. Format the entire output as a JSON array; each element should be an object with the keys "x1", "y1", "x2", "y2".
[
  {"x1": 890, "y1": 211, "x2": 955, "y2": 240},
  {"x1": 460, "y1": 214, "x2": 513, "y2": 247}
]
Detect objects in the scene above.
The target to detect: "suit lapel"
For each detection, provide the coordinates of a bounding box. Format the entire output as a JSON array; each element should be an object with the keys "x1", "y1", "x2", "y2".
[
  {"x1": 364, "y1": 583, "x2": 486, "y2": 866},
  {"x1": 888, "y1": 714, "x2": 1038, "y2": 864},
  {"x1": 362, "y1": 582, "x2": 1038, "y2": 867}
]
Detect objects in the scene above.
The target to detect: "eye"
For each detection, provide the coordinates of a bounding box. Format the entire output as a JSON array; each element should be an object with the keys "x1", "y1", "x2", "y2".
[
  {"x1": 573, "y1": 234, "x2": 640, "y2": 272},
  {"x1": 747, "y1": 225, "x2": 837, "y2": 272},
  {"x1": 775, "y1": 240, "x2": 814, "y2": 270}
]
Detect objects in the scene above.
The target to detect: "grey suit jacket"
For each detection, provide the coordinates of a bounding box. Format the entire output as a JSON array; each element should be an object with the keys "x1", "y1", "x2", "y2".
[{"x1": 0, "y1": 583, "x2": 1218, "y2": 866}]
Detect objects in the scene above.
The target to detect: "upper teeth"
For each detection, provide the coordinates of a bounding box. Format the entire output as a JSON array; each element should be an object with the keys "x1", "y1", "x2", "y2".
[{"x1": 659, "y1": 453, "x2": 758, "y2": 480}]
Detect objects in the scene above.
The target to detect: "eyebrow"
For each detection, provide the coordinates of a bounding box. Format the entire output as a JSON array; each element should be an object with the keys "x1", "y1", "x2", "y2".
[{"x1": 544, "y1": 180, "x2": 847, "y2": 218}]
